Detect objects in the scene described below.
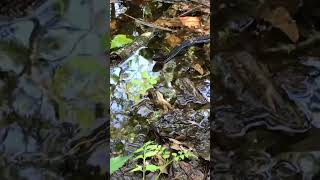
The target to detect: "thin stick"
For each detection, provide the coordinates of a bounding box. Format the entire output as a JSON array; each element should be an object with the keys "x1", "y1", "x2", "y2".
[
  {"x1": 179, "y1": 5, "x2": 203, "y2": 17},
  {"x1": 123, "y1": 14, "x2": 177, "y2": 32}
]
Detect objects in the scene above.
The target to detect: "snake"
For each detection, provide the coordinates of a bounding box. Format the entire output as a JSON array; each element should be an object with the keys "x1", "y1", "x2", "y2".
[{"x1": 152, "y1": 34, "x2": 210, "y2": 71}]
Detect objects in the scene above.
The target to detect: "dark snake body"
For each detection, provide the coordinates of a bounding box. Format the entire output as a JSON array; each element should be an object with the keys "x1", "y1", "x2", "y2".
[{"x1": 152, "y1": 35, "x2": 210, "y2": 71}]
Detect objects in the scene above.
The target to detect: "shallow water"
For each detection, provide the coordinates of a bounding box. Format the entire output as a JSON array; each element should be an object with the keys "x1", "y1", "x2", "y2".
[{"x1": 110, "y1": 0, "x2": 210, "y2": 178}]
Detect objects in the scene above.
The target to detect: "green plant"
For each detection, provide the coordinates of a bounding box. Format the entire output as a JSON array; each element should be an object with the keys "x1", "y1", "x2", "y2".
[
  {"x1": 130, "y1": 141, "x2": 197, "y2": 180},
  {"x1": 111, "y1": 34, "x2": 133, "y2": 49},
  {"x1": 110, "y1": 155, "x2": 132, "y2": 175},
  {"x1": 125, "y1": 70, "x2": 158, "y2": 103}
]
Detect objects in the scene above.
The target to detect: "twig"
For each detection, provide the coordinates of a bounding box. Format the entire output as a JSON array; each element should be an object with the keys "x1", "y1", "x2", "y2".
[
  {"x1": 178, "y1": 5, "x2": 203, "y2": 17},
  {"x1": 123, "y1": 14, "x2": 177, "y2": 32}
]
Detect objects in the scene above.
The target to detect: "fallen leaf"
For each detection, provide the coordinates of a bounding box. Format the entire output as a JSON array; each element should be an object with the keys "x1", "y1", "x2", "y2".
[
  {"x1": 190, "y1": 170, "x2": 205, "y2": 180},
  {"x1": 178, "y1": 16, "x2": 201, "y2": 28},
  {"x1": 156, "y1": 155, "x2": 169, "y2": 174},
  {"x1": 191, "y1": 63, "x2": 204, "y2": 75},
  {"x1": 175, "y1": 135, "x2": 187, "y2": 141},
  {"x1": 170, "y1": 143, "x2": 182, "y2": 151},
  {"x1": 154, "y1": 17, "x2": 183, "y2": 28},
  {"x1": 110, "y1": 19, "x2": 117, "y2": 31},
  {"x1": 180, "y1": 3, "x2": 193, "y2": 11},
  {"x1": 263, "y1": 6, "x2": 299, "y2": 42},
  {"x1": 179, "y1": 161, "x2": 192, "y2": 172},
  {"x1": 169, "y1": 138, "x2": 184, "y2": 151},
  {"x1": 148, "y1": 89, "x2": 173, "y2": 113},
  {"x1": 168, "y1": 138, "x2": 184, "y2": 145},
  {"x1": 174, "y1": 172, "x2": 186, "y2": 179},
  {"x1": 165, "y1": 34, "x2": 182, "y2": 48},
  {"x1": 156, "y1": 154, "x2": 165, "y2": 164}
]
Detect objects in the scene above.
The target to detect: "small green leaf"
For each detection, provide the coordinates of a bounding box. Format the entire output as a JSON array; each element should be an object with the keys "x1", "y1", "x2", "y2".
[
  {"x1": 132, "y1": 79, "x2": 142, "y2": 85},
  {"x1": 144, "y1": 141, "x2": 155, "y2": 146},
  {"x1": 163, "y1": 154, "x2": 170, "y2": 159},
  {"x1": 137, "y1": 89, "x2": 146, "y2": 94},
  {"x1": 130, "y1": 165, "x2": 143, "y2": 172},
  {"x1": 173, "y1": 156, "x2": 179, "y2": 161},
  {"x1": 161, "y1": 147, "x2": 167, "y2": 152},
  {"x1": 149, "y1": 79, "x2": 157, "y2": 85},
  {"x1": 141, "y1": 71, "x2": 149, "y2": 79},
  {"x1": 133, "y1": 154, "x2": 144, "y2": 160},
  {"x1": 145, "y1": 151, "x2": 158, "y2": 158},
  {"x1": 145, "y1": 165, "x2": 160, "y2": 172},
  {"x1": 134, "y1": 147, "x2": 144, "y2": 153},
  {"x1": 110, "y1": 155, "x2": 131, "y2": 174},
  {"x1": 163, "y1": 151, "x2": 170, "y2": 156},
  {"x1": 111, "y1": 34, "x2": 133, "y2": 49},
  {"x1": 146, "y1": 145, "x2": 158, "y2": 150},
  {"x1": 180, "y1": 155, "x2": 185, "y2": 160},
  {"x1": 134, "y1": 141, "x2": 154, "y2": 153}
]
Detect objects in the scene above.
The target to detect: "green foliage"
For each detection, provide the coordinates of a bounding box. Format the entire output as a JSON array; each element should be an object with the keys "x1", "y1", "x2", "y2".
[
  {"x1": 110, "y1": 155, "x2": 131, "y2": 175},
  {"x1": 52, "y1": 56, "x2": 105, "y2": 99},
  {"x1": 126, "y1": 71, "x2": 158, "y2": 103},
  {"x1": 51, "y1": 57, "x2": 105, "y2": 127},
  {"x1": 130, "y1": 141, "x2": 197, "y2": 180},
  {"x1": 111, "y1": 34, "x2": 133, "y2": 49}
]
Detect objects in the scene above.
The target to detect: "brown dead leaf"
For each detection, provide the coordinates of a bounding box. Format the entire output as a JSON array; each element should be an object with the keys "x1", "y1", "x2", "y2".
[
  {"x1": 179, "y1": 161, "x2": 192, "y2": 172},
  {"x1": 148, "y1": 89, "x2": 173, "y2": 113},
  {"x1": 155, "y1": 154, "x2": 169, "y2": 174},
  {"x1": 175, "y1": 135, "x2": 187, "y2": 141},
  {"x1": 192, "y1": 63, "x2": 204, "y2": 75},
  {"x1": 165, "y1": 34, "x2": 182, "y2": 48},
  {"x1": 154, "y1": 18, "x2": 182, "y2": 28},
  {"x1": 179, "y1": 3, "x2": 193, "y2": 11},
  {"x1": 110, "y1": 20, "x2": 117, "y2": 32},
  {"x1": 156, "y1": 154, "x2": 165, "y2": 164},
  {"x1": 169, "y1": 138, "x2": 183, "y2": 151},
  {"x1": 170, "y1": 143, "x2": 182, "y2": 151},
  {"x1": 178, "y1": 16, "x2": 201, "y2": 29},
  {"x1": 168, "y1": 138, "x2": 184, "y2": 145},
  {"x1": 174, "y1": 172, "x2": 186, "y2": 179},
  {"x1": 263, "y1": 6, "x2": 299, "y2": 42},
  {"x1": 190, "y1": 170, "x2": 205, "y2": 180}
]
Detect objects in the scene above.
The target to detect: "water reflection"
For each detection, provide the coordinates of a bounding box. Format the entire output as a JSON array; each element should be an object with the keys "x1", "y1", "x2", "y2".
[
  {"x1": 110, "y1": 47, "x2": 160, "y2": 154},
  {"x1": 0, "y1": 0, "x2": 107, "y2": 178}
]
